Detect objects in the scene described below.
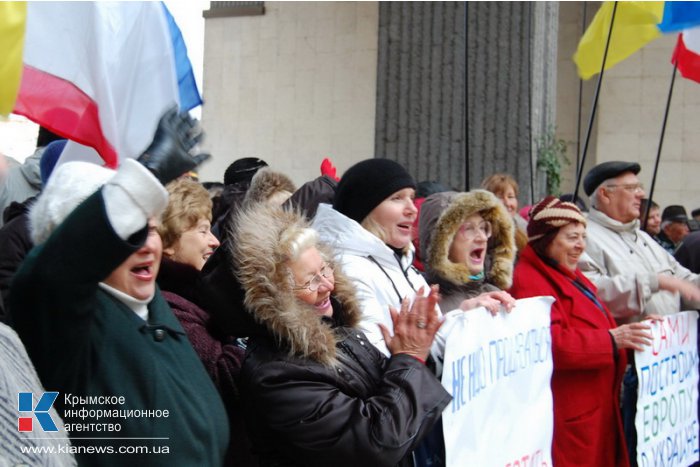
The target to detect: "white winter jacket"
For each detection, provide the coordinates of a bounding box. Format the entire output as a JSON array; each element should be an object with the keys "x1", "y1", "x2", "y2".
[
  {"x1": 313, "y1": 203, "x2": 441, "y2": 357},
  {"x1": 578, "y1": 208, "x2": 700, "y2": 322}
]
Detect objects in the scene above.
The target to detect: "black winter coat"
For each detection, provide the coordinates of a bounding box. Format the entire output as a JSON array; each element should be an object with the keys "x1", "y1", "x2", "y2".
[
  {"x1": 0, "y1": 196, "x2": 35, "y2": 321},
  {"x1": 232, "y1": 205, "x2": 451, "y2": 467},
  {"x1": 240, "y1": 318, "x2": 451, "y2": 467}
]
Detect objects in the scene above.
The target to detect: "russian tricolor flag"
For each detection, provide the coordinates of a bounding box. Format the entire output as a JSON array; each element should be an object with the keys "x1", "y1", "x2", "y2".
[{"x1": 1, "y1": 2, "x2": 201, "y2": 168}]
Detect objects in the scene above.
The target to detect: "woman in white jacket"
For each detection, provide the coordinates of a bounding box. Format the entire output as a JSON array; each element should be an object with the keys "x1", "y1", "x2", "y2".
[{"x1": 312, "y1": 159, "x2": 513, "y2": 358}]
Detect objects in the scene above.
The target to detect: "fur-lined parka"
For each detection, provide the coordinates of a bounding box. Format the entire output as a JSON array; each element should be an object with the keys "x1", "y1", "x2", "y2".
[
  {"x1": 231, "y1": 204, "x2": 451, "y2": 467},
  {"x1": 419, "y1": 190, "x2": 515, "y2": 312}
]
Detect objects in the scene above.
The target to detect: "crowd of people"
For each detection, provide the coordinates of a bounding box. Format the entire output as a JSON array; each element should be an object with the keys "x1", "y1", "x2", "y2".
[{"x1": 1, "y1": 110, "x2": 699, "y2": 467}]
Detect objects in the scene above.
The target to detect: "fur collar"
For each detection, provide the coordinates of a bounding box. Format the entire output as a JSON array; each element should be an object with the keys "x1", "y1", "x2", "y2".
[
  {"x1": 419, "y1": 190, "x2": 515, "y2": 290},
  {"x1": 230, "y1": 203, "x2": 361, "y2": 367},
  {"x1": 244, "y1": 168, "x2": 296, "y2": 206}
]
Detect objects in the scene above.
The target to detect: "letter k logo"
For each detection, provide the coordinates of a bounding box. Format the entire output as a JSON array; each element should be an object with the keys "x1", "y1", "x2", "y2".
[{"x1": 18, "y1": 392, "x2": 59, "y2": 432}]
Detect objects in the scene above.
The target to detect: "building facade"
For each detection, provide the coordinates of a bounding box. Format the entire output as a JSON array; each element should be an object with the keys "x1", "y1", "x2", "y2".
[{"x1": 200, "y1": 1, "x2": 700, "y2": 212}]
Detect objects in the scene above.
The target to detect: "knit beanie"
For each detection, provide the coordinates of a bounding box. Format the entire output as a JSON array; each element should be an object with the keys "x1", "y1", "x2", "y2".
[
  {"x1": 527, "y1": 196, "x2": 587, "y2": 242},
  {"x1": 223, "y1": 157, "x2": 268, "y2": 186},
  {"x1": 333, "y1": 158, "x2": 416, "y2": 224}
]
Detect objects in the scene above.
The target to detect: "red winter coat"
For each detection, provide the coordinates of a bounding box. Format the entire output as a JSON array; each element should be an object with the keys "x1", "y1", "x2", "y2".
[{"x1": 509, "y1": 245, "x2": 629, "y2": 467}]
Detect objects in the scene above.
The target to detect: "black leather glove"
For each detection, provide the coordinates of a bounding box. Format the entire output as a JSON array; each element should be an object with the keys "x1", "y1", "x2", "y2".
[{"x1": 137, "y1": 106, "x2": 211, "y2": 185}]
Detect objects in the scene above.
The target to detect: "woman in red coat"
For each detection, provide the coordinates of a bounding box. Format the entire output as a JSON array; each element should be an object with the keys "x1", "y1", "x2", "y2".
[{"x1": 509, "y1": 196, "x2": 653, "y2": 467}]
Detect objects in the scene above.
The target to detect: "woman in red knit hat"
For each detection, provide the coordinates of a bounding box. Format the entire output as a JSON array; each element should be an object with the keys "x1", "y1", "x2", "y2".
[{"x1": 509, "y1": 196, "x2": 655, "y2": 467}]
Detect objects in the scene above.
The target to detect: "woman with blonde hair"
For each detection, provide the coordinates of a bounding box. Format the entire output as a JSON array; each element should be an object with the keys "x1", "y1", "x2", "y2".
[
  {"x1": 231, "y1": 203, "x2": 450, "y2": 466},
  {"x1": 156, "y1": 177, "x2": 250, "y2": 466},
  {"x1": 158, "y1": 177, "x2": 219, "y2": 272}
]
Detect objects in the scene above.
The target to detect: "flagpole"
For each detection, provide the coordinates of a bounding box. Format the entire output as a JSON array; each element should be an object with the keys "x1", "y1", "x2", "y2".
[
  {"x1": 576, "y1": 2, "x2": 589, "y2": 169},
  {"x1": 464, "y1": 1, "x2": 469, "y2": 191},
  {"x1": 572, "y1": 1, "x2": 619, "y2": 204},
  {"x1": 643, "y1": 63, "x2": 678, "y2": 230}
]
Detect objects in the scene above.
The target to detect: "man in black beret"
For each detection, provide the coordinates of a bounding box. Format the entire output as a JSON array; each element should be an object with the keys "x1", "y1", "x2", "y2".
[
  {"x1": 656, "y1": 205, "x2": 690, "y2": 254},
  {"x1": 578, "y1": 160, "x2": 700, "y2": 465}
]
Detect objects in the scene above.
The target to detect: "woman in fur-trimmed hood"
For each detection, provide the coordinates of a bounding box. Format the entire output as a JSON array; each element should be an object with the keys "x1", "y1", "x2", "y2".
[
  {"x1": 419, "y1": 190, "x2": 516, "y2": 313},
  {"x1": 230, "y1": 202, "x2": 451, "y2": 467}
]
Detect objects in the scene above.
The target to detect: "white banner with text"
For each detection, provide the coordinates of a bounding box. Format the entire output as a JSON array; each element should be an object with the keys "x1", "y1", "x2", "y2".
[
  {"x1": 635, "y1": 311, "x2": 699, "y2": 467},
  {"x1": 441, "y1": 296, "x2": 554, "y2": 467}
]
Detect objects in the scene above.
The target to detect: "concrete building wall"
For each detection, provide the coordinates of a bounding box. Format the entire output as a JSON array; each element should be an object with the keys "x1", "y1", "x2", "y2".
[
  {"x1": 375, "y1": 2, "x2": 466, "y2": 190},
  {"x1": 557, "y1": 2, "x2": 700, "y2": 213},
  {"x1": 467, "y1": 2, "x2": 534, "y2": 196},
  {"x1": 198, "y1": 1, "x2": 379, "y2": 185}
]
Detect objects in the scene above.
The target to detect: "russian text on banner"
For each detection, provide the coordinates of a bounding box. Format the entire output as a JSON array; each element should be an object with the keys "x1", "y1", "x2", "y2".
[
  {"x1": 441, "y1": 296, "x2": 554, "y2": 467},
  {"x1": 635, "y1": 311, "x2": 699, "y2": 467}
]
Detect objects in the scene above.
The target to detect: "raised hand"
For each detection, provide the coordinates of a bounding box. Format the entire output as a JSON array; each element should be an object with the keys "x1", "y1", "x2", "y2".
[{"x1": 137, "y1": 106, "x2": 211, "y2": 185}]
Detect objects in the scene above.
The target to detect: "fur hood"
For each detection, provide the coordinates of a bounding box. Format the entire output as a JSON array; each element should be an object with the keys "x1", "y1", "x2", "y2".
[
  {"x1": 230, "y1": 203, "x2": 362, "y2": 366},
  {"x1": 419, "y1": 190, "x2": 515, "y2": 290},
  {"x1": 244, "y1": 168, "x2": 296, "y2": 206}
]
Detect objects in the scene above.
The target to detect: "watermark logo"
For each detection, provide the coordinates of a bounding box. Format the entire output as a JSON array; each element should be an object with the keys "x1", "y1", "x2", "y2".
[{"x1": 18, "y1": 392, "x2": 59, "y2": 432}]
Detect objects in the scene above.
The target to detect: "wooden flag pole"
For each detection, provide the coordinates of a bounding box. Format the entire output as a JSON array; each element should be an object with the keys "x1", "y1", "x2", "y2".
[
  {"x1": 643, "y1": 63, "x2": 678, "y2": 230},
  {"x1": 572, "y1": 1, "x2": 619, "y2": 205}
]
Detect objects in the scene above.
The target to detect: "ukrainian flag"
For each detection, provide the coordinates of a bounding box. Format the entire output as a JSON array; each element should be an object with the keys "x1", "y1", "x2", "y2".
[{"x1": 574, "y1": 2, "x2": 664, "y2": 80}]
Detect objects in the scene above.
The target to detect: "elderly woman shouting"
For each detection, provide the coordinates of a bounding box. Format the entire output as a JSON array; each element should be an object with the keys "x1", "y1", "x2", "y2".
[
  {"x1": 509, "y1": 196, "x2": 654, "y2": 467},
  {"x1": 9, "y1": 109, "x2": 228, "y2": 466},
  {"x1": 231, "y1": 203, "x2": 451, "y2": 467}
]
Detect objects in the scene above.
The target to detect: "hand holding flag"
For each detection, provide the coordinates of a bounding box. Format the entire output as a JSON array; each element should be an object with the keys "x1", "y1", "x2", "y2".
[{"x1": 5, "y1": 2, "x2": 201, "y2": 168}]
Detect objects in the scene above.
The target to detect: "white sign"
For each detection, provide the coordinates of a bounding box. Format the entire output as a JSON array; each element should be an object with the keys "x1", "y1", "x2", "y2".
[
  {"x1": 441, "y1": 296, "x2": 554, "y2": 467},
  {"x1": 635, "y1": 311, "x2": 699, "y2": 467}
]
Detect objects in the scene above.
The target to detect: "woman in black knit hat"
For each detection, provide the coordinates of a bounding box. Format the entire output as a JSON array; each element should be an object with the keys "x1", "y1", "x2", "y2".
[
  {"x1": 314, "y1": 159, "x2": 522, "y2": 466},
  {"x1": 313, "y1": 158, "x2": 449, "y2": 466},
  {"x1": 312, "y1": 158, "x2": 431, "y2": 356}
]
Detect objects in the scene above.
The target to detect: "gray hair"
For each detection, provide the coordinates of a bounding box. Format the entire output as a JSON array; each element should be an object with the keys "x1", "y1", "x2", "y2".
[
  {"x1": 280, "y1": 226, "x2": 319, "y2": 264},
  {"x1": 588, "y1": 179, "x2": 614, "y2": 210}
]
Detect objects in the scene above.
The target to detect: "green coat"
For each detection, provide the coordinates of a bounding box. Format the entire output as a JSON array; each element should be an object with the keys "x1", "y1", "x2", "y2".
[{"x1": 10, "y1": 192, "x2": 228, "y2": 466}]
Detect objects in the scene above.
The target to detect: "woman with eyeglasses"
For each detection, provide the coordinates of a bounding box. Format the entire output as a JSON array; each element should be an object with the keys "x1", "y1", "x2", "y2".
[
  {"x1": 418, "y1": 190, "x2": 517, "y2": 315},
  {"x1": 231, "y1": 203, "x2": 451, "y2": 467}
]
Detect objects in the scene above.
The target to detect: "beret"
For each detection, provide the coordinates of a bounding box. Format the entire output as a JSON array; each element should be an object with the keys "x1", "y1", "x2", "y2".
[{"x1": 583, "y1": 161, "x2": 641, "y2": 196}]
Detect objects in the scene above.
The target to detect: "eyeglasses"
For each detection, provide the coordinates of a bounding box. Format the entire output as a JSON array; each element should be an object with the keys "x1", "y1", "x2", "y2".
[
  {"x1": 458, "y1": 221, "x2": 492, "y2": 240},
  {"x1": 292, "y1": 264, "x2": 334, "y2": 293},
  {"x1": 604, "y1": 183, "x2": 644, "y2": 193}
]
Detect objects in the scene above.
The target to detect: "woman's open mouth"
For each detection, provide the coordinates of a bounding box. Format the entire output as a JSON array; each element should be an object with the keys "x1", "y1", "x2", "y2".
[
  {"x1": 130, "y1": 263, "x2": 154, "y2": 281},
  {"x1": 316, "y1": 296, "x2": 330, "y2": 309},
  {"x1": 469, "y1": 247, "x2": 485, "y2": 264},
  {"x1": 397, "y1": 223, "x2": 412, "y2": 234}
]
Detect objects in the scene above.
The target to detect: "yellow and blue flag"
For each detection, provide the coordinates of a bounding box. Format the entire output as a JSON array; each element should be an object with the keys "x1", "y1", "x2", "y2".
[{"x1": 573, "y1": 2, "x2": 664, "y2": 80}]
